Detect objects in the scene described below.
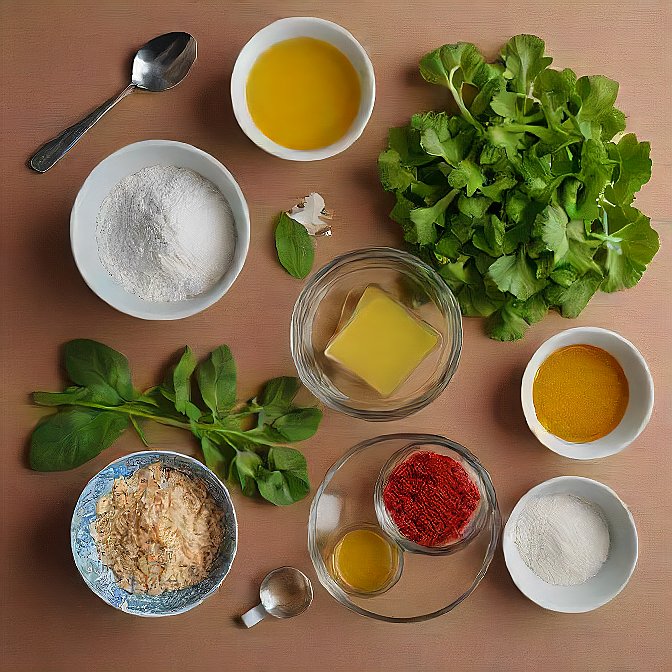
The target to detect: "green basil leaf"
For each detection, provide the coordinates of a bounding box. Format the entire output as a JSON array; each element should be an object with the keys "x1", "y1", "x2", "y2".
[
  {"x1": 196, "y1": 345, "x2": 236, "y2": 419},
  {"x1": 232, "y1": 451, "x2": 263, "y2": 496},
  {"x1": 201, "y1": 435, "x2": 236, "y2": 482},
  {"x1": 172, "y1": 347, "x2": 198, "y2": 417},
  {"x1": 63, "y1": 339, "x2": 137, "y2": 404},
  {"x1": 271, "y1": 408, "x2": 322, "y2": 442},
  {"x1": 257, "y1": 376, "x2": 300, "y2": 424},
  {"x1": 29, "y1": 408, "x2": 128, "y2": 471},
  {"x1": 256, "y1": 466, "x2": 309, "y2": 506},
  {"x1": 275, "y1": 212, "x2": 314, "y2": 279}
]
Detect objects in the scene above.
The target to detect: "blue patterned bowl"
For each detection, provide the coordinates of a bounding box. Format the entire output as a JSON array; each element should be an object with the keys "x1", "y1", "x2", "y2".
[{"x1": 71, "y1": 451, "x2": 238, "y2": 617}]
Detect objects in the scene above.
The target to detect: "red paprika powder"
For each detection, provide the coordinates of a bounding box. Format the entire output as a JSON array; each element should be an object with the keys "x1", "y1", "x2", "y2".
[{"x1": 382, "y1": 451, "x2": 480, "y2": 547}]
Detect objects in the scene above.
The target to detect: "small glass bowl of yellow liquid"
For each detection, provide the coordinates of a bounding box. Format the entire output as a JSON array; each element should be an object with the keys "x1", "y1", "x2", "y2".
[
  {"x1": 231, "y1": 17, "x2": 375, "y2": 161},
  {"x1": 291, "y1": 247, "x2": 462, "y2": 420},
  {"x1": 327, "y1": 524, "x2": 403, "y2": 597}
]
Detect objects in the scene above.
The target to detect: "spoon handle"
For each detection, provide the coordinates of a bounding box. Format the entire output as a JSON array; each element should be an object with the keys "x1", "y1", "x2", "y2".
[
  {"x1": 241, "y1": 603, "x2": 268, "y2": 628},
  {"x1": 29, "y1": 83, "x2": 136, "y2": 173}
]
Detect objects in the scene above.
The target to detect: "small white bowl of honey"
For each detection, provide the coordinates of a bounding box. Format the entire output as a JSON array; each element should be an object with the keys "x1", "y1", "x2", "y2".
[
  {"x1": 521, "y1": 327, "x2": 654, "y2": 459},
  {"x1": 230, "y1": 17, "x2": 375, "y2": 161}
]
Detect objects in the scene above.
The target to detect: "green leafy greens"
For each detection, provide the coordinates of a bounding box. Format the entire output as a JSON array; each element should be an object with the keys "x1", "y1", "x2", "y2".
[
  {"x1": 379, "y1": 34, "x2": 658, "y2": 340},
  {"x1": 30, "y1": 340, "x2": 322, "y2": 506}
]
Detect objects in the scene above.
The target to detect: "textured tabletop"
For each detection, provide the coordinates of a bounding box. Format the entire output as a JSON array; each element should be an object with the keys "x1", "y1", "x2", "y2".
[{"x1": 1, "y1": 1, "x2": 671, "y2": 670}]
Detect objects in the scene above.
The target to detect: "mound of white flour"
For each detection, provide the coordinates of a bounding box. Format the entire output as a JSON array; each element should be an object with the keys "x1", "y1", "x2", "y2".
[{"x1": 96, "y1": 165, "x2": 236, "y2": 302}]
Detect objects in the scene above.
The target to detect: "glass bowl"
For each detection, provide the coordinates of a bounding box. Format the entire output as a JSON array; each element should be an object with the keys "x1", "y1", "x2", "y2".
[
  {"x1": 308, "y1": 434, "x2": 501, "y2": 622},
  {"x1": 374, "y1": 442, "x2": 491, "y2": 556},
  {"x1": 291, "y1": 248, "x2": 462, "y2": 420}
]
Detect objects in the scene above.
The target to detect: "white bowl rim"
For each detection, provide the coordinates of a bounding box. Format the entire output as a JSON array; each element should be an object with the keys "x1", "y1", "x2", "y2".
[
  {"x1": 70, "y1": 449, "x2": 239, "y2": 617},
  {"x1": 70, "y1": 139, "x2": 251, "y2": 320},
  {"x1": 503, "y1": 475, "x2": 638, "y2": 613},
  {"x1": 521, "y1": 327, "x2": 654, "y2": 459},
  {"x1": 230, "y1": 16, "x2": 376, "y2": 161}
]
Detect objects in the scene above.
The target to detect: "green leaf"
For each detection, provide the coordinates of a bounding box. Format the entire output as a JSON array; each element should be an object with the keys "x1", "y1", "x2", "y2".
[
  {"x1": 271, "y1": 408, "x2": 323, "y2": 442},
  {"x1": 447, "y1": 160, "x2": 485, "y2": 196},
  {"x1": 545, "y1": 272, "x2": 602, "y2": 317},
  {"x1": 232, "y1": 451, "x2": 263, "y2": 497},
  {"x1": 533, "y1": 68, "x2": 576, "y2": 127},
  {"x1": 599, "y1": 210, "x2": 660, "y2": 292},
  {"x1": 33, "y1": 386, "x2": 99, "y2": 407},
  {"x1": 533, "y1": 203, "x2": 569, "y2": 260},
  {"x1": 63, "y1": 340, "x2": 136, "y2": 405},
  {"x1": 486, "y1": 250, "x2": 546, "y2": 300},
  {"x1": 501, "y1": 34, "x2": 553, "y2": 94},
  {"x1": 416, "y1": 112, "x2": 473, "y2": 166},
  {"x1": 486, "y1": 301, "x2": 530, "y2": 341},
  {"x1": 435, "y1": 233, "x2": 462, "y2": 260},
  {"x1": 172, "y1": 347, "x2": 198, "y2": 418},
  {"x1": 30, "y1": 408, "x2": 128, "y2": 471},
  {"x1": 275, "y1": 212, "x2": 314, "y2": 279},
  {"x1": 378, "y1": 149, "x2": 416, "y2": 191},
  {"x1": 480, "y1": 174, "x2": 517, "y2": 201},
  {"x1": 387, "y1": 125, "x2": 436, "y2": 166},
  {"x1": 200, "y1": 435, "x2": 236, "y2": 482},
  {"x1": 256, "y1": 446, "x2": 310, "y2": 506},
  {"x1": 605, "y1": 134, "x2": 652, "y2": 206},
  {"x1": 514, "y1": 293, "x2": 548, "y2": 324},
  {"x1": 257, "y1": 376, "x2": 301, "y2": 423},
  {"x1": 457, "y1": 194, "x2": 492, "y2": 219},
  {"x1": 409, "y1": 190, "x2": 459, "y2": 245},
  {"x1": 575, "y1": 75, "x2": 619, "y2": 135},
  {"x1": 472, "y1": 215, "x2": 505, "y2": 257},
  {"x1": 197, "y1": 345, "x2": 236, "y2": 419}
]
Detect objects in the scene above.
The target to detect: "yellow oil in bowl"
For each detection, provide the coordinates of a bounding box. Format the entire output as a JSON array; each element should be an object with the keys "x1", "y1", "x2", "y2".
[
  {"x1": 328, "y1": 527, "x2": 402, "y2": 596},
  {"x1": 246, "y1": 37, "x2": 361, "y2": 150}
]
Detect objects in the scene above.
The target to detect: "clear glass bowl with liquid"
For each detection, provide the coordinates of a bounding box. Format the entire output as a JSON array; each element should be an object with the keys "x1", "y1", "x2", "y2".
[
  {"x1": 308, "y1": 434, "x2": 501, "y2": 623},
  {"x1": 290, "y1": 247, "x2": 462, "y2": 421}
]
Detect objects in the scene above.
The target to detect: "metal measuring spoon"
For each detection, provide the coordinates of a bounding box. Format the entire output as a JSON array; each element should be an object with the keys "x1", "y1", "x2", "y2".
[
  {"x1": 241, "y1": 567, "x2": 313, "y2": 628},
  {"x1": 29, "y1": 32, "x2": 197, "y2": 173}
]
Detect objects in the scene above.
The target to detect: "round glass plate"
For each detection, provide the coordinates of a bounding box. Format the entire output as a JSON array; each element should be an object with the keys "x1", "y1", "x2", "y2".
[{"x1": 308, "y1": 434, "x2": 501, "y2": 622}]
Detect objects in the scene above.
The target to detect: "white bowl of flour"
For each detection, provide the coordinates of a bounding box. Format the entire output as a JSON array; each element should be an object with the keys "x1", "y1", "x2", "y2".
[
  {"x1": 71, "y1": 140, "x2": 250, "y2": 319},
  {"x1": 503, "y1": 476, "x2": 638, "y2": 613}
]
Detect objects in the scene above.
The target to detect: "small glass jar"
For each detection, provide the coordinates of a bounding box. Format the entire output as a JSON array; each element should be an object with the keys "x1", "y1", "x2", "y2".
[
  {"x1": 374, "y1": 438, "x2": 491, "y2": 556},
  {"x1": 291, "y1": 247, "x2": 462, "y2": 421},
  {"x1": 326, "y1": 523, "x2": 404, "y2": 598}
]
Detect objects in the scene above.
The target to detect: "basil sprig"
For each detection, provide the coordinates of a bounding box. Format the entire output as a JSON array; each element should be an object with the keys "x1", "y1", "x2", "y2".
[{"x1": 30, "y1": 340, "x2": 321, "y2": 506}]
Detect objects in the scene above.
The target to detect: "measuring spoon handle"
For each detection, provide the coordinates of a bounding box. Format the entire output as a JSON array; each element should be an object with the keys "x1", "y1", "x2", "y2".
[
  {"x1": 241, "y1": 603, "x2": 268, "y2": 628},
  {"x1": 29, "y1": 83, "x2": 136, "y2": 173}
]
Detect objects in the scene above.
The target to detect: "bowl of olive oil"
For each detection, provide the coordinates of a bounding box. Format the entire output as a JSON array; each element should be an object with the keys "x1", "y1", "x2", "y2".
[{"x1": 231, "y1": 17, "x2": 375, "y2": 161}]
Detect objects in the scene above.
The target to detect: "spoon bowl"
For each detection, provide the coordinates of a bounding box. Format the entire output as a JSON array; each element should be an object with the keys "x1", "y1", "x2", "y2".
[
  {"x1": 131, "y1": 32, "x2": 197, "y2": 92},
  {"x1": 241, "y1": 567, "x2": 313, "y2": 627}
]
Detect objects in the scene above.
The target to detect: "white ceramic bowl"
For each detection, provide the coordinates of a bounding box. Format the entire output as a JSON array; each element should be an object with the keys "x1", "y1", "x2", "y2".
[
  {"x1": 503, "y1": 476, "x2": 638, "y2": 613},
  {"x1": 521, "y1": 327, "x2": 654, "y2": 459},
  {"x1": 71, "y1": 140, "x2": 250, "y2": 320},
  {"x1": 231, "y1": 17, "x2": 375, "y2": 161}
]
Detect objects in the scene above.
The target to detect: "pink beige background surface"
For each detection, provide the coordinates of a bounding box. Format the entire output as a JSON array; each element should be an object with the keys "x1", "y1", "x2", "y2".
[{"x1": 1, "y1": 1, "x2": 671, "y2": 670}]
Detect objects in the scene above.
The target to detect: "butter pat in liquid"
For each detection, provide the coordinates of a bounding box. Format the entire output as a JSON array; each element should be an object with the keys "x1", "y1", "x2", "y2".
[{"x1": 325, "y1": 286, "x2": 440, "y2": 397}]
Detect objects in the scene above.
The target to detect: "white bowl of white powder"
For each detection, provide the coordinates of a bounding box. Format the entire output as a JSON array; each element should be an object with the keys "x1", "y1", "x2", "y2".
[
  {"x1": 71, "y1": 140, "x2": 250, "y2": 319},
  {"x1": 503, "y1": 476, "x2": 638, "y2": 613}
]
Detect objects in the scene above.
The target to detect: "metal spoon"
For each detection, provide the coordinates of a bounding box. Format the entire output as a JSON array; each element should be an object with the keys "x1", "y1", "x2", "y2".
[
  {"x1": 241, "y1": 567, "x2": 313, "y2": 628},
  {"x1": 29, "y1": 32, "x2": 197, "y2": 173}
]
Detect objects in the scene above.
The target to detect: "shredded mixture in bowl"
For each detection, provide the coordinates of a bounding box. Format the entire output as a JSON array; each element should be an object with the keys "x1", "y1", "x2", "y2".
[{"x1": 92, "y1": 462, "x2": 224, "y2": 595}]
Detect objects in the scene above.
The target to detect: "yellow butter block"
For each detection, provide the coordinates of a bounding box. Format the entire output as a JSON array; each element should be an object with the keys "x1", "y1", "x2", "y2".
[{"x1": 325, "y1": 286, "x2": 440, "y2": 397}]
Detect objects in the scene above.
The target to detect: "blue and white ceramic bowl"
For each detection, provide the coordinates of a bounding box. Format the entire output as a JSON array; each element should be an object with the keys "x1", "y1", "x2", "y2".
[{"x1": 71, "y1": 451, "x2": 238, "y2": 617}]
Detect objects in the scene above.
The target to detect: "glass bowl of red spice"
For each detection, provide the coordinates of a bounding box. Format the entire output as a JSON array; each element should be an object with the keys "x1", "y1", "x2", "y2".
[
  {"x1": 308, "y1": 433, "x2": 500, "y2": 622},
  {"x1": 375, "y1": 443, "x2": 490, "y2": 555}
]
